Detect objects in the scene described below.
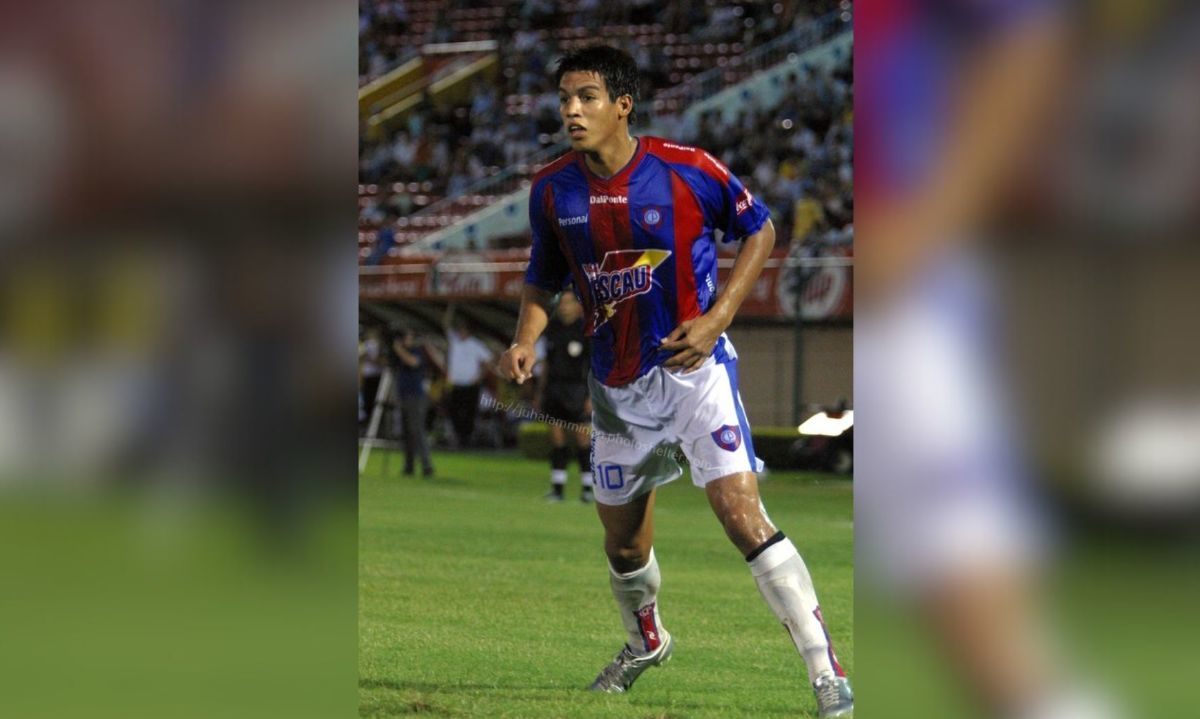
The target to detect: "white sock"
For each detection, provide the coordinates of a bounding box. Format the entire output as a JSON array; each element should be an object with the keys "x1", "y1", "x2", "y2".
[
  {"x1": 581, "y1": 471, "x2": 593, "y2": 488},
  {"x1": 609, "y1": 548, "x2": 667, "y2": 657},
  {"x1": 749, "y1": 536, "x2": 845, "y2": 683},
  {"x1": 550, "y1": 469, "x2": 567, "y2": 486}
]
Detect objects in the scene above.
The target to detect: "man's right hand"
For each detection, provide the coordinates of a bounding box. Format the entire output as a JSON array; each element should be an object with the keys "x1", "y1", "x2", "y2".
[{"x1": 499, "y1": 342, "x2": 537, "y2": 384}]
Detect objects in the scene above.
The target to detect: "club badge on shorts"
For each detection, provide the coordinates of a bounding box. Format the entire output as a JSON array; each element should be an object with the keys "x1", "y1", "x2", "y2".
[{"x1": 711, "y1": 424, "x2": 742, "y2": 451}]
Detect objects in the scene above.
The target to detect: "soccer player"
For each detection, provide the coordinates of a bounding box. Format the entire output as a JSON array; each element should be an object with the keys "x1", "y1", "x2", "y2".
[
  {"x1": 858, "y1": 2, "x2": 1117, "y2": 718},
  {"x1": 537, "y1": 291, "x2": 594, "y2": 503},
  {"x1": 498, "y1": 46, "x2": 853, "y2": 717}
]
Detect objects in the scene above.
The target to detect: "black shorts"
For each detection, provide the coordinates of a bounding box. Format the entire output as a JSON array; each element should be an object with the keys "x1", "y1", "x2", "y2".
[{"x1": 541, "y1": 382, "x2": 589, "y2": 425}]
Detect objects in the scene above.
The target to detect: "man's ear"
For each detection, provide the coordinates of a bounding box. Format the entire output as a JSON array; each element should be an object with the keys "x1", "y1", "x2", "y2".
[{"x1": 618, "y1": 95, "x2": 633, "y2": 120}]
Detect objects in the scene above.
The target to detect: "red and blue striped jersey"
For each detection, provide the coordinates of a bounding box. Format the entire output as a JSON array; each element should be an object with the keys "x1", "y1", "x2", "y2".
[{"x1": 525, "y1": 136, "x2": 771, "y2": 387}]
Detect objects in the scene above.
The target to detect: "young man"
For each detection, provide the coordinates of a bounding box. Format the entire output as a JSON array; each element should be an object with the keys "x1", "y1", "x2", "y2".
[
  {"x1": 498, "y1": 46, "x2": 853, "y2": 717},
  {"x1": 536, "y1": 291, "x2": 594, "y2": 503}
]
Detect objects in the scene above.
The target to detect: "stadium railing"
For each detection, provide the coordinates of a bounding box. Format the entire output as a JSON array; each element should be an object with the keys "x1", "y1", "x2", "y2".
[{"x1": 644, "y1": 11, "x2": 850, "y2": 125}]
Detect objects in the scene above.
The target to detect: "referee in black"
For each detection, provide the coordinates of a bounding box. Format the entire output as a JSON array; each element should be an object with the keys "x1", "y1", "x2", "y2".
[{"x1": 537, "y1": 291, "x2": 594, "y2": 503}]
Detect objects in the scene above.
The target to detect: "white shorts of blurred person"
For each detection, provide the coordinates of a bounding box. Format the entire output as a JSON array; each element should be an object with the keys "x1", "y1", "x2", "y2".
[{"x1": 857, "y1": 255, "x2": 1120, "y2": 719}]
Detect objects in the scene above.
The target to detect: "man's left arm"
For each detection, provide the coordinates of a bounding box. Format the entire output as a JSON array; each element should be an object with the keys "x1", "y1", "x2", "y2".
[{"x1": 661, "y1": 219, "x2": 775, "y2": 372}]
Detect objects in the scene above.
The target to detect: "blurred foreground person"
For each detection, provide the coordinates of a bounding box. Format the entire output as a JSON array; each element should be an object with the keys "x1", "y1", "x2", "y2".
[
  {"x1": 857, "y1": 1, "x2": 1116, "y2": 717},
  {"x1": 537, "y1": 292, "x2": 594, "y2": 503}
]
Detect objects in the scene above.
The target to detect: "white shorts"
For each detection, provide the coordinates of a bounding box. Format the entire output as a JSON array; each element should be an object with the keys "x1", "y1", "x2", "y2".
[
  {"x1": 856, "y1": 255, "x2": 1046, "y2": 593},
  {"x1": 588, "y1": 353, "x2": 764, "y2": 506}
]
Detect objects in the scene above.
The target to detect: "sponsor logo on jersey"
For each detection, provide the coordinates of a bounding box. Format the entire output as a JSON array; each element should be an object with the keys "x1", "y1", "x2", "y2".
[
  {"x1": 558, "y1": 214, "x2": 588, "y2": 226},
  {"x1": 582, "y1": 249, "x2": 672, "y2": 328},
  {"x1": 703, "y1": 151, "x2": 729, "y2": 177},
  {"x1": 735, "y1": 187, "x2": 754, "y2": 215},
  {"x1": 711, "y1": 424, "x2": 742, "y2": 451},
  {"x1": 590, "y1": 194, "x2": 628, "y2": 205}
]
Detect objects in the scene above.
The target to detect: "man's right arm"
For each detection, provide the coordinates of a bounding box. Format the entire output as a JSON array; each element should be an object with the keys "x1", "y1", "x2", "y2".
[
  {"x1": 393, "y1": 339, "x2": 420, "y2": 368},
  {"x1": 499, "y1": 284, "x2": 556, "y2": 384}
]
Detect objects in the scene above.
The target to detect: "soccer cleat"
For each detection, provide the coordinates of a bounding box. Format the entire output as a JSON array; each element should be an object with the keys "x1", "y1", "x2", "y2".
[
  {"x1": 588, "y1": 632, "x2": 673, "y2": 693},
  {"x1": 581, "y1": 488, "x2": 594, "y2": 504},
  {"x1": 543, "y1": 490, "x2": 565, "y2": 503},
  {"x1": 812, "y1": 673, "x2": 854, "y2": 717}
]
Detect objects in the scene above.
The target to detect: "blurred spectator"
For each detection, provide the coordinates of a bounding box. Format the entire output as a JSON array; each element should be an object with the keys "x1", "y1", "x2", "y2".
[
  {"x1": 385, "y1": 187, "x2": 415, "y2": 217},
  {"x1": 391, "y1": 327, "x2": 435, "y2": 477},
  {"x1": 359, "y1": 326, "x2": 385, "y2": 435},
  {"x1": 442, "y1": 305, "x2": 494, "y2": 448},
  {"x1": 366, "y1": 209, "x2": 396, "y2": 265}
]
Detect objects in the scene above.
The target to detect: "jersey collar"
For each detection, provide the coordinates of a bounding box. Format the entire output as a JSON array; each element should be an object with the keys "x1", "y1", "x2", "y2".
[{"x1": 576, "y1": 137, "x2": 645, "y2": 187}]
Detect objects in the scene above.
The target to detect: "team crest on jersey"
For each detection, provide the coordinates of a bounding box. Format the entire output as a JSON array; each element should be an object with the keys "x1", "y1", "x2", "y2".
[
  {"x1": 711, "y1": 424, "x2": 742, "y2": 452},
  {"x1": 582, "y1": 249, "x2": 672, "y2": 328},
  {"x1": 642, "y1": 207, "x2": 663, "y2": 227}
]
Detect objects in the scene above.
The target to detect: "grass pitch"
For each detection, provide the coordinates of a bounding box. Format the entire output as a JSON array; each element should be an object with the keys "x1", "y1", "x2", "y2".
[{"x1": 360, "y1": 449, "x2": 853, "y2": 718}]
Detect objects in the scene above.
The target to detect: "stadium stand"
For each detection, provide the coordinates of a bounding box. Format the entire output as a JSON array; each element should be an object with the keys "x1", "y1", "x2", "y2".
[{"x1": 358, "y1": 1, "x2": 852, "y2": 257}]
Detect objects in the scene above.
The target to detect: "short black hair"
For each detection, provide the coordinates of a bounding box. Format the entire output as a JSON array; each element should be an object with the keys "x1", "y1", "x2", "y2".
[{"x1": 555, "y1": 45, "x2": 641, "y2": 126}]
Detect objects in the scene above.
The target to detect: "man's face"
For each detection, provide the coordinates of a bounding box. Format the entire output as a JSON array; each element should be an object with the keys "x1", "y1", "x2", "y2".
[
  {"x1": 556, "y1": 293, "x2": 583, "y2": 323},
  {"x1": 559, "y1": 71, "x2": 628, "y2": 152}
]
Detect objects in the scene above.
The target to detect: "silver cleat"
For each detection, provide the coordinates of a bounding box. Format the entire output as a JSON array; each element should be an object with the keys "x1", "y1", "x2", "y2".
[
  {"x1": 813, "y1": 674, "x2": 854, "y2": 717},
  {"x1": 587, "y1": 633, "x2": 674, "y2": 693}
]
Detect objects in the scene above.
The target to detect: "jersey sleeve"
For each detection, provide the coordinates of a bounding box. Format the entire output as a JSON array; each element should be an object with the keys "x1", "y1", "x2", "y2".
[
  {"x1": 524, "y1": 179, "x2": 571, "y2": 291},
  {"x1": 693, "y1": 152, "x2": 771, "y2": 243}
]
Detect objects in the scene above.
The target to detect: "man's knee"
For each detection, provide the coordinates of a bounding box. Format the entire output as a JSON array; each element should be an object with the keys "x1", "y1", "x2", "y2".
[
  {"x1": 605, "y1": 538, "x2": 652, "y2": 572},
  {"x1": 707, "y1": 474, "x2": 777, "y2": 555}
]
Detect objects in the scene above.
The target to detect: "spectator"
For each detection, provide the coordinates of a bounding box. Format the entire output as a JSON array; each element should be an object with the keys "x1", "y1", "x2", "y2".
[
  {"x1": 359, "y1": 326, "x2": 385, "y2": 435},
  {"x1": 366, "y1": 209, "x2": 396, "y2": 265},
  {"x1": 391, "y1": 327, "x2": 435, "y2": 477},
  {"x1": 442, "y1": 305, "x2": 494, "y2": 448}
]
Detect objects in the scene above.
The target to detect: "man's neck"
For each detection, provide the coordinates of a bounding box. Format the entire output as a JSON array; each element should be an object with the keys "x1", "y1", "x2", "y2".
[{"x1": 583, "y1": 133, "x2": 638, "y2": 178}]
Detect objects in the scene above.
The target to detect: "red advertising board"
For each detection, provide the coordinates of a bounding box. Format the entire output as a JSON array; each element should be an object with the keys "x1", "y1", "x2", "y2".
[{"x1": 360, "y1": 248, "x2": 852, "y2": 319}]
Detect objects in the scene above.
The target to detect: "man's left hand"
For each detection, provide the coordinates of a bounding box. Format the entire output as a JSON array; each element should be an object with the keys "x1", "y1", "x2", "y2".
[{"x1": 660, "y1": 313, "x2": 726, "y2": 373}]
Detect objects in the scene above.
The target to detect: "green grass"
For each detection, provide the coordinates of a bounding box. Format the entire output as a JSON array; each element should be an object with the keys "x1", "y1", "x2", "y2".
[{"x1": 359, "y1": 449, "x2": 853, "y2": 718}]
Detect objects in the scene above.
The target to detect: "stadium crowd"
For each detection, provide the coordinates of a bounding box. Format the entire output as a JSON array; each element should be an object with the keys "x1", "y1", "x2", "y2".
[
  {"x1": 360, "y1": 0, "x2": 844, "y2": 83},
  {"x1": 676, "y1": 56, "x2": 852, "y2": 252},
  {"x1": 358, "y1": 0, "x2": 849, "y2": 225}
]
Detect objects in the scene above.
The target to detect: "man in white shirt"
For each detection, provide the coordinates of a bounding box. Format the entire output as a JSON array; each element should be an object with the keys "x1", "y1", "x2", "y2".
[{"x1": 444, "y1": 307, "x2": 494, "y2": 448}]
